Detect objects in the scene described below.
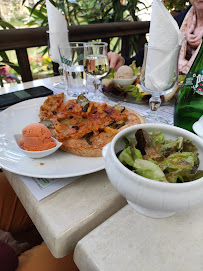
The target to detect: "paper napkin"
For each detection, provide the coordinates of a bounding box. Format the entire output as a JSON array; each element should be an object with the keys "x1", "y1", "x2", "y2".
[
  {"x1": 145, "y1": 0, "x2": 181, "y2": 92},
  {"x1": 46, "y1": 0, "x2": 69, "y2": 63}
]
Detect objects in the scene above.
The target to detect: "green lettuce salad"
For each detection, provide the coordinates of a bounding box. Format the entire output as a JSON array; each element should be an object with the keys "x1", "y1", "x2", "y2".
[
  {"x1": 102, "y1": 62, "x2": 150, "y2": 102},
  {"x1": 118, "y1": 129, "x2": 203, "y2": 183},
  {"x1": 102, "y1": 62, "x2": 185, "y2": 103}
]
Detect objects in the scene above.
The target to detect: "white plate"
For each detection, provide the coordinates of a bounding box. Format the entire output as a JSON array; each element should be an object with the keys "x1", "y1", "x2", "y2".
[{"x1": 0, "y1": 97, "x2": 104, "y2": 178}]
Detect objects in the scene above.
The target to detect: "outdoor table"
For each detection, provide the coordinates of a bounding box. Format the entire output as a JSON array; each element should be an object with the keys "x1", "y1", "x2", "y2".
[
  {"x1": 0, "y1": 76, "x2": 175, "y2": 259},
  {"x1": 74, "y1": 204, "x2": 203, "y2": 271},
  {"x1": 3, "y1": 169, "x2": 126, "y2": 258},
  {"x1": 0, "y1": 76, "x2": 127, "y2": 258}
]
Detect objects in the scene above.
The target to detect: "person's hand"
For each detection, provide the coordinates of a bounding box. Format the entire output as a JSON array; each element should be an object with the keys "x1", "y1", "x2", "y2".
[
  {"x1": 108, "y1": 52, "x2": 125, "y2": 71},
  {"x1": 0, "y1": 230, "x2": 30, "y2": 256}
]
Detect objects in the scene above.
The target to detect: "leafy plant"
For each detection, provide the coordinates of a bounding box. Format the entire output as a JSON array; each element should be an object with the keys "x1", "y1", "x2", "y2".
[
  {"x1": 22, "y1": 0, "x2": 151, "y2": 55},
  {"x1": 0, "y1": 56, "x2": 20, "y2": 87},
  {"x1": 23, "y1": 0, "x2": 151, "y2": 25},
  {"x1": 29, "y1": 55, "x2": 53, "y2": 74},
  {"x1": 0, "y1": 18, "x2": 15, "y2": 29},
  {"x1": 22, "y1": 0, "x2": 82, "y2": 26},
  {"x1": 0, "y1": 17, "x2": 21, "y2": 86},
  {"x1": 163, "y1": 0, "x2": 190, "y2": 11},
  {"x1": 24, "y1": 5, "x2": 48, "y2": 26},
  {"x1": 0, "y1": 58, "x2": 20, "y2": 87}
]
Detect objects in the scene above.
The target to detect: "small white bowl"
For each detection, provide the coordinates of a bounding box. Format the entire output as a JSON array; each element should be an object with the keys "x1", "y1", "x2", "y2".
[
  {"x1": 112, "y1": 76, "x2": 137, "y2": 87},
  {"x1": 193, "y1": 115, "x2": 203, "y2": 139},
  {"x1": 14, "y1": 134, "x2": 62, "y2": 159},
  {"x1": 102, "y1": 124, "x2": 203, "y2": 218}
]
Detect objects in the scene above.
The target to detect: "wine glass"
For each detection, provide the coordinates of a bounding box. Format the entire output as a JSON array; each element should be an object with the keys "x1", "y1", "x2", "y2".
[
  {"x1": 84, "y1": 41, "x2": 109, "y2": 101},
  {"x1": 140, "y1": 43, "x2": 181, "y2": 123}
]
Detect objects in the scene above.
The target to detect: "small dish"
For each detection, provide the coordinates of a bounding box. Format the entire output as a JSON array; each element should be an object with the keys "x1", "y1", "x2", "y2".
[
  {"x1": 193, "y1": 115, "x2": 203, "y2": 139},
  {"x1": 112, "y1": 76, "x2": 137, "y2": 87},
  {"x1": 14, "y1": 134, "x2": 62, "y2": 159}
]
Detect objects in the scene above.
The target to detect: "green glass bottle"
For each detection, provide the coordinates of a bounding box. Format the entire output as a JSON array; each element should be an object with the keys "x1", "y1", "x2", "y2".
[{"x1": 174, "y1": 40, "x2": 203, "y2": 132}]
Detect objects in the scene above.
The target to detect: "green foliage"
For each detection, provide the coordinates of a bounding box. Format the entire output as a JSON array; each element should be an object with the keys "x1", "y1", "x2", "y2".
[
  {"x1": 163, "y1": 0, "x2": 190, "y2": 11},
  {"x1": 21, "y1": 0, "x2": 152, "y2": 55},
  {"x1": 28, "y1": 55, "x2": 53, "y2": 74},
  {"x1": 2, "y1": 0, "x2": 190, "y2": 86},
  {"x1": 0, "y1": 17, "x2": 21, "y2": 86},
  {"x1": 25, "y1": 6, "x2": 48, "y2": 26},
  {"x1": 23, "y1": 0, "x2": 83, "y2": 26},
  {"x1": 0, "y1": 18, "x2": 15, "y2": 29},
  {"x1": 0, "y1": 54, "x2": 21, "y2": 87},
  {"x1": 22, "y1": 0, "x2": 151, "y2": 26},
  {"x1": 0, "y1": 63, "x2": 20, "y2": 87},
  {"x1": 22, "y1": 0, "x2": 191, "y2": 28}
]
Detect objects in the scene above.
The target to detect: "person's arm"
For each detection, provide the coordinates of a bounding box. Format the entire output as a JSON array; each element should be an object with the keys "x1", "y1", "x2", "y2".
[
  {"x1": 108, "y1": 48, "x2": 144, "y2": 70},
  {"x1": 124, "y1": 48, "x2": 145, "y2": 67}
]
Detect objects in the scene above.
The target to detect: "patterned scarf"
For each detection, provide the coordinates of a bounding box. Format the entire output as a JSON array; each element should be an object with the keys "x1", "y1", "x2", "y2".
[{"x1": 179, "y1": 6, "x2": 203, "y2": 74}]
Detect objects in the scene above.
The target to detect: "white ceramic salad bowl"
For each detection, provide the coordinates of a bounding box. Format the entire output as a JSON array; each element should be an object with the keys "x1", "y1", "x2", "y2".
[
  {"x1": 102, "y1": 123, "x2": 203, "y2": 218},
  {"x1": 193, "y1": 115, "x2": 203, "y2": 139}
]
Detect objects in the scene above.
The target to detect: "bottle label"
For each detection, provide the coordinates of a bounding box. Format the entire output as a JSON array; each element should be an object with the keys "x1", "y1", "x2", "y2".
[{"x1": 192, "y1": 70, "x2": 203, "y2": 95}]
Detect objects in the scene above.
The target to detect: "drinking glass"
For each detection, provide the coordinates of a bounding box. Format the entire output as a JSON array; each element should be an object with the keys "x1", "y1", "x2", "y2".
[
  {"x1": 46, "y1": 30, "x2": 69, "y2": 89},
  {"x1": 140, "y1": 43, "x2": 181, "y2": 123},
  {"x1": 59, "y1": 42, "x2": 87, "y2": 97},
  {"x1": 84, "y1": 41, "x2": 109, "y2": 101}
]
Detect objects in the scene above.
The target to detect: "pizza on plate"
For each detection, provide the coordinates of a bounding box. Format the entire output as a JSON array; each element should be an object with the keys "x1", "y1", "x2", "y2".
[{"x1": 39, "y1": 93, "x2": 145, "y2": 157}]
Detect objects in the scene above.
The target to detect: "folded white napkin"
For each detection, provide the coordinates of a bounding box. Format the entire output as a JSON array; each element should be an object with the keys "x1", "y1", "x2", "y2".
[
  {"x1": 145, "y1": 0, "x2": 181, "y2": 92},
  {"x1": 46, "y1": 0, "x2": 69, "y2": 64}
]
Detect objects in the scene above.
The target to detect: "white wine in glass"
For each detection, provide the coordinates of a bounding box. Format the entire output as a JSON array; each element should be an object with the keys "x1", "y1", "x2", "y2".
[{"x1": 84, "y1": 42, "x2": 109, "y2": 100}]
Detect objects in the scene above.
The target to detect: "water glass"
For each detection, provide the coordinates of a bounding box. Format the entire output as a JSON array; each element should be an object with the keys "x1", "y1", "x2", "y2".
[
  {"x1": 46, "y1": 30, "x2": 69, "y2": 89},
  {"x1": 59, "y1": 42, "x2": 87, "y2": 96}
]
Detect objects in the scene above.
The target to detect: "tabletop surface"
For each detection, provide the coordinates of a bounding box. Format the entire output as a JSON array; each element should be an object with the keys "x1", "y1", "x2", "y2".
[
  {"x1": 74, "y1": 204, "x2": 203, "y2": 271},
  {"x1": 3, "y1": 168, "x2": 126, "y2": 258},
  {"x1": 0, "y1": 76, "x2": 58, "y2": 95},
  {"x1": 0, "y1": 76, "x2": 175, "y2": 125},
  {"x1": 0, "y1": 77, "x2": 127, "y2": 258},
  {"x1": 0, "y1": 76, "x2": 174, "y2": 259}
]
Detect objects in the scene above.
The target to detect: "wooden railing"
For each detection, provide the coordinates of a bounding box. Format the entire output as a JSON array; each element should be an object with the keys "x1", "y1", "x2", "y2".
[{"x1": 0, "y1": 21, "x2": 150, "y2": 83}]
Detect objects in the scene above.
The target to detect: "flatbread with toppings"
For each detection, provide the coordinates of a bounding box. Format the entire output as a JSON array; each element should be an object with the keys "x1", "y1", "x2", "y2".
[{"x1": 39, "y1": 93, "x2": 145, "y2": 157}]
